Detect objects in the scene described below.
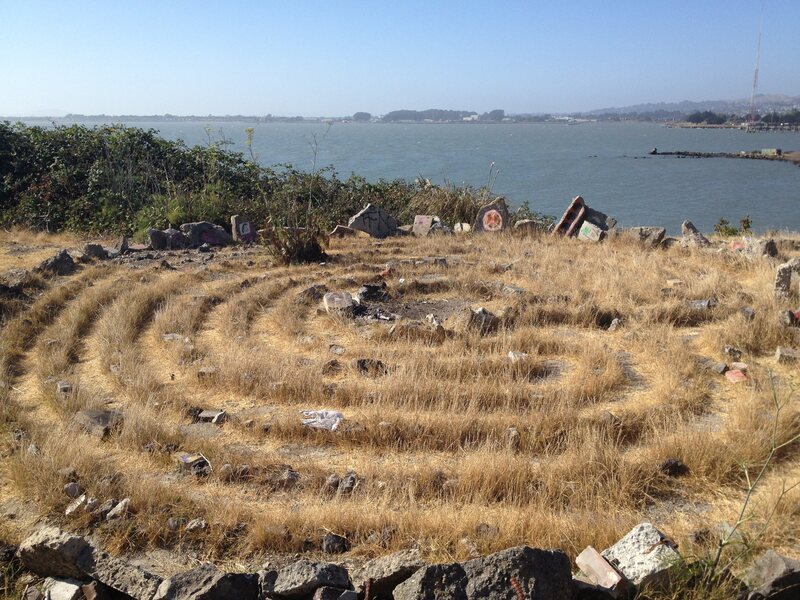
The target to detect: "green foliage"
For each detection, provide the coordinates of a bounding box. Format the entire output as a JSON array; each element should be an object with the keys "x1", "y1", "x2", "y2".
[
  {"x1": 259, "y1": 219, "x2": 328, "y2": 264},
  {"x1": 352, "y1": 112, "x2": 371, "y2": 122},
  {"x1": 686, "y1": 111, "x2": 729, "y2": 125},
  {"x1": 0, "y1": 121, "x2": 501, "y2": 236},
  {"x1": 513, "y1": 200, "x2": 556, "y2": 228},
  {"x1": 760, "y1": 109, "x2": 800, "y2": 124},
  {"x1": 714, "y1": 216, "x2": 752, "y2": 237}
]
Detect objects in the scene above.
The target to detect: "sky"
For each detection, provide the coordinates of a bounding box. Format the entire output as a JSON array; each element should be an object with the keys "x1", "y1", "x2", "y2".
[{"x1": 1, "y1": 0, "x2": 799, "y2": 117}]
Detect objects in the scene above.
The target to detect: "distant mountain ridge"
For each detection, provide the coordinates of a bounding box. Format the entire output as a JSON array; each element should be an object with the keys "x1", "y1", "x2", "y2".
[{"x1": 583, "y1": 94, "x2": 800, "y2": 116}]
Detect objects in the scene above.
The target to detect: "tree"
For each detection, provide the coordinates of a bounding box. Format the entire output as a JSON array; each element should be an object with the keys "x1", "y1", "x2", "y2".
[{"x1": 352, "y1": 112, "x2": 371, "y2": 122}]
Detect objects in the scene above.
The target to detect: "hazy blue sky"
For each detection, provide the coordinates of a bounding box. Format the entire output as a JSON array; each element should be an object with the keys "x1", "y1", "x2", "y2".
[{"x1": 1, "y1": 0, "x2": 798, "y2": 116}]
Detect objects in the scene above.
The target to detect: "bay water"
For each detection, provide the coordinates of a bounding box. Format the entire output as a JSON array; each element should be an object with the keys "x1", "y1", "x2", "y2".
[{"x1": 50, "y1": 120, "x2": 800, "y2": 234}]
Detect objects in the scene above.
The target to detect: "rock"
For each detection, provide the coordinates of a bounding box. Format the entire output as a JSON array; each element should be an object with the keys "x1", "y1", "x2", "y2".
[
  {"x1": 22, "y1": 586, "x2": 44, "y2": 600},
  {"x1": 463, "y1": 546, "x2": 572, "y2": 600},
  {"x1": 231, "y1": 215, "x2": 256, "y2": 243},
  {"x1": 76, "y1": 548, "x2": 163, "y2": 599},
  {"x1": 453, "y1": 223, "x2": 472, "y2": 234},
  {"x1": 323, "y1": 360, "x2": 343, "y2": 376},
  {"x1": 744, "y1": 549, "x2": 800, "y2": 600},
  {"x1": 393, "y1": 563, "x2": 467, "y2": 600},
  {"x1": 601, "y1": 523, "x2": 679, "y2": 588},
  {"x1": 42, "y1": 578, "x2": 84, "y2": 600},
  {"x1": 321, "y1": 533, "x2": 349, "y2": 554},
  {"x1": 36, "y1": 250, "x2": 75, "y2": 276},
  {"x1": 114, "y1": 236, "x2": 130, "y2": 254},
  {"x1": 347, "y1": 204, "x2": 399, "y2": 239},
  {"x1": 74, "y1": 409, "x2": 123, "y2": 439},
  {"x1": 329, "y1": 344, "x2": 346, "y2": 355},
  {"x1": 357, "y1": 282, "x2": 389, "y2": 303},
  {"x1": 775, "y1": 347, "x2": 800, "y2": 364},
  {"x1": 153, "y1": 563, "x2": 259, "y2": 600},
  {"x1": 272, "y1": 560, "x2": 351, "y2": 599},
  {"x1": 355, "y1": 359, "x2": 388, "y2": 377},
  {"x1": 658, "y1": 458, "x2": 689, "y2": 477},
  {"x1": 337, "y1": 471, "x2": 363, "y2": 496},
  {"x1": 473, "y1": 197, "x2": 509, "y2": 233},
  {"x1": 179, "y1": 453, "x2": 212, "y2": 477},
  {"x1": 198, "y1": 243, "x2": 212, "y2": 253},
  {"x1": 83, "y1": 244, "x2": 109, "y2": 260},
  {"x1": 744, "y1": 237, "x2": 778, "y2": 258},
  {"x1": 167, "y1": 517, "x2": 186, "y2": 530},
  {"x1": 351, "y1": 549, "x2": 424, "y2": 599},
  {"x1": 508, "y1": 351, "x2": 529, "y2": 364},
  {"x1": 708, "y1": 362, "x2": 728, "y2": 375},
  {"x1": 575, "y1": 546, "x2": 628, "y2": 598},
  {"x1": 774, "y1": 257, "x2": 800, "y2": 298},
  {"x1": 313, "y1": 587, "x2": 352, "y2": 600},
  {"x1": 197, "y1": 366, "x2": 218, "y2": 380},
  {"x1": 179, "y1": 222, "x2": 233, "y2": 247},
  {"x1": 197, "y1": 409, "x2": 227, "y2": 424},
  {"x1": 725, "y1": 369, "x2": 748, "y2": 384},
  {"x1": 607, "y1": 318, "x2": 623, "y2": 332},
  {"x1": 626, "y1": 227, "x2": 666, "y2": 247},
  {"x1": 149, "y1": 228, "x2": 168, "y2": 250},
  {"x1": 740, "y1": 307, "x2": 756, "y2": 321},
  {"x1": 680, "y1": 220, "x2": 711, "y2": 247},
  {"x1": 297, "y1": 284, "x2": 329, "y2": 304},
  {"x1": 185, "y1": 518, "x2": 208, "y2": 532},
  {"x1": 505, "y1": 427, "x2": 521, "y2": 452},
  {"x1": 56, "y1": 380, "x2": 72, "y2": 395},
  {"x1": 17, "y1": 526, "x2": 93, "y2": 579},
  {"x1": 63, "y1": 482, "x2": 83, "y2": 498},
  {"x1": 329, "y1": 225, "x2": 356, "y2": 238},
  {"x1": 449, "y1": 307, "x2": 500, "y2": 335},
  {"x1": 64, "y1": 494, "x2": 86, "y2": 516},
  {"x1": 687, "y1": 298, "x2": 716, "y2": 310},
  {"x1": 91, "y1": 499, "x2": 117, "y2": 520},
  {"x1": 778, "y1": 310, "x2": 797, "y2": 327},
  {"x1": 105, "y1": 497, "x2": 130, "y2": 520},
  {"x1": 323, "y1": 292, "x2": 355, "y2": 316},
  {"x1": 513, "y1": 219, "x2": 549, "y2": 234},
  {"x1": 412, "y1": 215, "x2": 436, "y2": 237}
]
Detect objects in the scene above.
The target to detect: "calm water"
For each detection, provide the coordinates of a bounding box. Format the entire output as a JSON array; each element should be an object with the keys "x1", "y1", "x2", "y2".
[{"x1": 49, "y1": 120, "x2": 800, "y2": 234}]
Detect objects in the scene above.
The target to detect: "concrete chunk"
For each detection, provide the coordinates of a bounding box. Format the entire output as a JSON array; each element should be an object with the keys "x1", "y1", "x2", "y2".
[
  {"x1": 601, "y1": 523, "x2": 679, "y2": 589},
  {"x1": 576, "y1": 546, "x2": 627, "y2": 597}
]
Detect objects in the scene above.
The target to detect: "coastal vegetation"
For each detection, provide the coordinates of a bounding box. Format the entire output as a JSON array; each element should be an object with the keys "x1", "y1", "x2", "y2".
[{"x1": 0, "y1": 121, "x2": 526, "y2": 238}]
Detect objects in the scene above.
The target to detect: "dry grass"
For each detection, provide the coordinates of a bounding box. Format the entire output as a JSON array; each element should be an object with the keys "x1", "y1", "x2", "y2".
[{"x1": 1, "y1": 230, "x2": 799, "y2": 581}]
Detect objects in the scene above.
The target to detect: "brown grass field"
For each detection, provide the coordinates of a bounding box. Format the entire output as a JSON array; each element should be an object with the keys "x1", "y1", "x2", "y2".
[{"x1": 1, "y1": 227, "x2": 799, "y2": 579}]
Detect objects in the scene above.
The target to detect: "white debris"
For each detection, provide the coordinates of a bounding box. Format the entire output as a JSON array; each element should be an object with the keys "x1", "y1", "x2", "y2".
[{"x1": 301, "y1": 410, "x2": 345, "y2": 431}]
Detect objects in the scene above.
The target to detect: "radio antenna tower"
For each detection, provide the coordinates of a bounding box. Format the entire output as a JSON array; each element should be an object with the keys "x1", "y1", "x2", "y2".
[{"x1": 748, "y1": 0, "x2": 765, "y2": 131}]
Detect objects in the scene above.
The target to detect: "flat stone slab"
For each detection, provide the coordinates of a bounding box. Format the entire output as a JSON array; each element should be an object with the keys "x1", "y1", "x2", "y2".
[
  {"x1": 74, "y1": 410, "x2": 123, "y2": 439},
  {"x1": 347, "y1": 204, "x2": 398, "y2": 239}
]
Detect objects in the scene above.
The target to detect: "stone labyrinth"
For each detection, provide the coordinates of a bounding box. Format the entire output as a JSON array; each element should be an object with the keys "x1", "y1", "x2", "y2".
[{"x1": 3, "y1": 232, "x2": 799, "y2": 564}]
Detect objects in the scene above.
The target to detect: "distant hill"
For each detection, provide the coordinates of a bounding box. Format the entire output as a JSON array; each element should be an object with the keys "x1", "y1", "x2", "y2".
[{"x1": 583, "y1": 94, "x2": 800, "y2": 116}]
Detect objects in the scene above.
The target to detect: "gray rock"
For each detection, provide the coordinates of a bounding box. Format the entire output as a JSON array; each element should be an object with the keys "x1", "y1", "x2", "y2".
[
  {"x1": 513, "y1": 219, "x2": 549, "y2": 234},
  {"x1": 323, "y1": 292, "x2": 355, "y2": 316},
  {"x1": 680, "y1": 220, "x2": 711, "y2": 247},
  {"x1": 775, "y1": 347, "x2": 800, "y2": 364},
  {"x1": 36, "y1": 250, "x2": 76, "y2": 276},
  {"x1": 296, "y1": 284, "x2": 329, "y2": 304},
  {"x1": 105, "y1": 498, "x2": 130, "y2": 520},
  {"x1": 149, "y1": 228, "x2": 168, "y2": 250},
  {"x1": 626, "y1": 227, "x2": 666, "y2": 247},
  {"x1": 42, "y1": 578, "x2": 84, "y2": 600},
  {"x1": 739, "y1": 307, "x2": 756, "y2": 321},
  {"x1": 321, "y1": 533, "x2": 349, "y2": 554},
  {"x1": 76, "y1": 548, "x2": 163, "y2": 599},
  {"x1": 185, "y1": 518, "x2": 208, "y2": 532},
  {"x1": 83, "y1": 244, "x2": 109, "y2": 260},
  {"x1": 347, "y1": 204, "x2": 399, "y2": 238},
  {"x1": 601, "y1": 523, "x2": 679, "y2": 588},
  {"x1": 153, "y1": 563, "x2": 259, "y2": 600},
  {"x1": 744, "y1": 549, "x2": 800, "y2": 600},
  {"x1": 91, "y1": 499, "x2": 118, "y2": 519},
  {"x1": 744, "y1": 237, "x2": 778, "y2": 258},
  {"x1": 778, "y1": 310, "x2": 797, "y2": 327},
  {"x1": 74, "y1": 409, "x2": 123, "y2": 439},
  {"x1": 179, "y1": 222, "x2": 233, "y2": 247},
  {"x1": 462, "y1": 546, "x2": 573, "y2": 600},
  {"x1": 473, "y1": 197, "x2": 509, "y2": 233},
  {"x1": 63, "y1": 482, "x2": 83, "y2": 498},
  {"x1": 351, "y1": 549, "x2": 424, "y2": 599},
  {"x1": 272, "y1": 560, "x2": 351, "y2": 599},
  {"x1": 16, "y1": 526, "x2": 93, "y2": 579},
  {"x1": 312, "y1": 587, "x2": 352, "y2": 600},
  {"x1": 393, "y1": 563, "x2": 467, "y2": 600},
  {"x1": 774, "y1": 257, "x2": 800, "y2": 298}
]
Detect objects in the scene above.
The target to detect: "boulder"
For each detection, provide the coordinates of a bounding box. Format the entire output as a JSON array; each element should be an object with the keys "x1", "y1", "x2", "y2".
[
  {"x1": 321, "y1": 533, "x2": 349, "y2": 554},
  {"x1": 601, "y1": 523, "x2": 679, "y2": 589},
  {"x1": 148, "y1": 228, "x2": 168, "y2": 250},
  {"x1": 179, "y1": 222, "x2": 233, "y2": 247},
  {"x1": 83, "y1": 244, "x2": 109, "y2": 260},
  {"x1": 272, "y1": 560, "x2": 351, "y2": 599},
  {"x1": 296, "y1": 284, "x2": 329, "y2": 304},
  {"x1": 775, "y1": 347, "x2": 800, "y2": 364},
  {"x1": 680, "y1": 220, "x2": 711, "y2": 248},
  {"x1": 347, "y1": 204, "x2": 399, "y2": 238},
  {"x1": 42, "y1": 578, "x2": 84, "y2": 600},
  {"x1": 16, "y1": 527, "x2": 93, "y2": 579},
  {"x1": 625, "y1": 227, "x2": 666, "y2": 247},
  {"x1": 323, "y1": 292, "x2": 355, "y2": 316},
  {"x1": 36, "y1": 250, "x2": 75, "y2": 276},
  {"x1": 743, "y1": 237, "x2": 778, "y2": 258},
  {"x1": 105, "y1": 497, "x2": 130, "y2": 520},
  {"x1": 164, "y1": 228, "x2": 191, "y2": 249},
  {"x1": 76, "y1": 549, "x2": 163, "y2": 599},
  {"x1": 393, "y1": 563, "x2": 467, "y2": 600},
  {"x1": 462, "y1": 546, "x2": 573, "y2": 600},
  {"x1": 473, "y1": 197, "x2": 509, "y2": 233},
  {"x1": 154, "y1": 563, "x2": 259, "y2": 600},
  {"x1": 744, "y1": 549, "x2": 800, "y2": 600},
  {"x1": 351, "y1": 549, "x2": 424, "y2": 599},
  {"x1": 74, "y1": 409, "x2": 123, "y2": 439},
  {"x1": 448, "y1": 307, "x2": 500, "y2": 336},
  {"x1": 312, "y1": 587, "x2": 353, "y2": 600},
  {"x1": 329, "y1": 225, "x2": 357, "y2": 238}
]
